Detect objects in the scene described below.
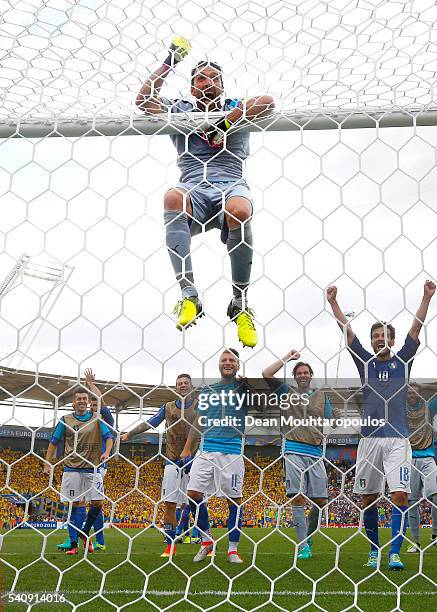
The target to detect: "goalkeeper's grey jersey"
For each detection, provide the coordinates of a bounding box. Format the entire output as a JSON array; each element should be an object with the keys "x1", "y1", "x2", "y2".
[{"x1": 162, "y1": 98, "x2": 250, "y2": 184}]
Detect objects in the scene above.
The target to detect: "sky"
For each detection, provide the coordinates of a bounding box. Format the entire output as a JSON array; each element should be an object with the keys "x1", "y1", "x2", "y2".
[{"x1": 1, "y1": 0, "x2": 437, "y2": 429}]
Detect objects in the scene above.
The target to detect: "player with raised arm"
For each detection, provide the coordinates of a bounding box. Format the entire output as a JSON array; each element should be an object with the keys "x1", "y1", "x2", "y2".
[
  {"x1": 405, "y1": 383, "x2": 437, "y2": 552},
  {"x1": 44, "y1": 389, "x2": 113, "y2": 555},
  {"x1": 180, "y1": 349, "x2": 248, "y2": 563},
  {"x1": 57, "y1": 369, "x2": 115, "y2": 551},
  {"x1": 326, "y1": 281, "x2": 436, "y2": 570},
  {"x1": 263, "y1": 351, "x2": 339, "y2": 560},
  {"x1": 120, "y1": 373, "x2": 198, "y2": 557},
  {"x1": 136, "y1": 37, "x2": 275, "y2": 348}
]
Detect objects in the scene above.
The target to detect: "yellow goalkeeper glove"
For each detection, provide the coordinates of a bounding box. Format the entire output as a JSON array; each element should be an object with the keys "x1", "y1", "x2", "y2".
[{"x1": 163, "y1": 36, "x2": 191, "y2": 68}]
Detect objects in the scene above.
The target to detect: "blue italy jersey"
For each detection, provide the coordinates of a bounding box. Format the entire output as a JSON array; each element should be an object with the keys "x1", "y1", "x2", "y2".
[
  {"x1": 276, "y1": 383, "x2": 332, "y2": 458},
  {"x1": 348, "y1": 334, "x2": 419, "y2": 438},
  {"x1": 197, "y1": 380, "x2": 249, "y2": 455},
  {"x1": 162, "y1": 97, "x2": 249, "y2": 184},
  {"x1": 51, "y1": 410, "x2": 113, "y2": 473}
]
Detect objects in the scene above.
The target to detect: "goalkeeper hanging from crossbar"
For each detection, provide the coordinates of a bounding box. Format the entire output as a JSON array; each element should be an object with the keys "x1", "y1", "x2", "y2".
[{"x1": 136, "y1": 37, "x2": 275, "y2": 348}]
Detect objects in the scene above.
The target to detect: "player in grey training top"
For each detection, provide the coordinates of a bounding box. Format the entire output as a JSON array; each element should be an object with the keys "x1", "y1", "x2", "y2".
[{"x1": 136, "y1": 36, "x2": 274, "y2": 348}]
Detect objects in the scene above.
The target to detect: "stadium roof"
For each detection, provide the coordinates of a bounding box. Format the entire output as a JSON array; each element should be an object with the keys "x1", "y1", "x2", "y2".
[
  {"x1": 0, "y1": 367, "x2": 366, "y2": 420},
  {"x1": 0, "y1": 367, "x2": 175, "y2": 410}
]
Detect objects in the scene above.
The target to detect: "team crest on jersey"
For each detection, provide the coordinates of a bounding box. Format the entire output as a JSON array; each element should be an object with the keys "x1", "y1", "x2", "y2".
[
  {"x1": 359, "y1": 478, "x2": 366, "y2": 488},
  {"x1": 388, "y1": 362, "x2": 397, "y2": 369}
]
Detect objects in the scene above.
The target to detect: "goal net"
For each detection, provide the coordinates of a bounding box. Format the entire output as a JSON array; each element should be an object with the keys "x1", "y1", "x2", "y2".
[{"x1": 1, "y1": 0, "x2": 437, "y2": 610}]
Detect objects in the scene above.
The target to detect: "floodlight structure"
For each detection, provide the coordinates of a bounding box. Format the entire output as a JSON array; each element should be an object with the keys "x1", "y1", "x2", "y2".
[{"x1": 1, "y1": 255, "x2": 73, "y2": 369}]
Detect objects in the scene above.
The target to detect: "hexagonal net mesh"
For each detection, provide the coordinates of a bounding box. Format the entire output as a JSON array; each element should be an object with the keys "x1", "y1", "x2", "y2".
[{"x1": 1, "y1": 0, "x2": 437, "y2": 610}]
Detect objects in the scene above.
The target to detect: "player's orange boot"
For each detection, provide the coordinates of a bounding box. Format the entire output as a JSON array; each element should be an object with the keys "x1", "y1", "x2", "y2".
[
  {"x1": 65, "y1": 546, "x2": 78, "y2": 555},
  {"x1": 161, "y1": 543, "x2": 177, "y2": 558},
  {"x1": 80, "y1": 535, "x2": 94, "y2": 553}
]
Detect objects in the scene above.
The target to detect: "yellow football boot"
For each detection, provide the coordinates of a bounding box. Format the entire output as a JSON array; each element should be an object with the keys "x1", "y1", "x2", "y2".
[
  {"x1": 173, "y1": 297, "x2": 204, "y2": 330},
  {"x1": 227, "y1": 302, "x2": 258, "y2": 348}
]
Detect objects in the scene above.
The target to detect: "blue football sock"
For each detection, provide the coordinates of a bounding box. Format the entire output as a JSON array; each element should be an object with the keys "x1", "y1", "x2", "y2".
[
  {"x1": 363, "y1": 506, "x2": 380, "y2": 552},
  {"x1": 189, "y1": 499, "x2": 211, "y2": 540},
  {"x1": 83, "y1": 506, "x2": 101, "y2": 536},
  {"x1": 76, "y1": 505, "x2": 86, "y2": 535},
  {"x1": 94, "y1": 510, "x2": 105, "y2": 545},
  {"x1": 431, "y1": 495, "x2": 437, "y2": 536},
  {"x1": 191, "y1": 526, "x2": 200, "y2": 539},
  {"x1": 176, "y1": 507, "x2": 182, "y2": 524},
  {"x1": 176, "y1": 505, "x2": 190, "y2": 536},
  {"x1": 164, "y1": 523, "x2": 176, "y2": 545},
  {"x1": 67, "y1": 506, "x2": 80, "y2": 545},
  {"x1": 227, "y1": 503, "x2": 242, "y2": 544},
  {"x1": 390, "y1": 505, "x2": 408, "y2": 555}
]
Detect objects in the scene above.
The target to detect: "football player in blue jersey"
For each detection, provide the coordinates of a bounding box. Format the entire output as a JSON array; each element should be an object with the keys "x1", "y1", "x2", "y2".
[
  {"x1": 121, "y1": 373, "x2": 199, "y2": 558},
  {"x1": 327, "y1": 280, "x2": 436, "y2": 570},
  {"x1": 56, "y1": 370, "x2": 115, "y2": 552},
  {"x1": 136, "y1": 36, "x2": 275, "y2": 348},
  {"x1": 180, "y1": 348, "x2": 248, "y2": 563},
  {"x1": 263, "y1": 352, "x2": 341, "y2": 560}
]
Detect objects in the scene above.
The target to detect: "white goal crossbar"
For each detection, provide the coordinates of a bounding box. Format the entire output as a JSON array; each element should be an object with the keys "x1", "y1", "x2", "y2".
[{"x1": 2, "y1": 108, "x2": 437, "y2": 140}]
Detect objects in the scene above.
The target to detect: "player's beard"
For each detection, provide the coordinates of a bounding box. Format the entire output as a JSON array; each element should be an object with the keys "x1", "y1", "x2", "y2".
[{"x1": 374, "y1": 344, "x2": 390, "y2": 358}]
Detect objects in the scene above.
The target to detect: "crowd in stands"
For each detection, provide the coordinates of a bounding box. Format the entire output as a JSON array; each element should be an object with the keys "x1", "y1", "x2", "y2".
[{"x1": 0, "y1": 449, "x2": 434, "y2": 529}]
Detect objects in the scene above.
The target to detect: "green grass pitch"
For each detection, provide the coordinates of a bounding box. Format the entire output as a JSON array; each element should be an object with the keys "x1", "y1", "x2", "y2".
[{"x1": 1, "y1": 527, "x2": 437, "y2": 611}]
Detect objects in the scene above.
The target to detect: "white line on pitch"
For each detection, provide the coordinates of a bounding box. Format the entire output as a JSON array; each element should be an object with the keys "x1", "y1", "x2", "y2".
[{"x1": 4, "y1": 590, "x2": 437, "y2": 597}]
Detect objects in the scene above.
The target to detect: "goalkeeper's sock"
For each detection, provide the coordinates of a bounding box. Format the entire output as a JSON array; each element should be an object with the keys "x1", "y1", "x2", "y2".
[
  {"x1": 431, "y1": 495, "x2": 437, "y2": 537},
  {"x1": 292, "y1": 506, "x2": 307, "y2": 545},
  {"x1": 408, "y1": 502, "x2": 420, "y2": 544},
  {"x1": 164, "y1": 522, "x2": 176, "y2": 545},
  {"x1": 94, "y1": 509, "x2": 105, "y2": 546},
  {"x1": 307, "y1": 505, "x2": 321, "y2": 540},
  {"x1": 227, "y1": 222, "x2": 253, "y2": 311},
  {"x1": 363, "y1": 506, "x2": 380, "y2": 552},
  {"x1": 390, "y1": 505, "x2": 408, "y2": 555},
  {"x1": 164, "y1": 211, "x2": 196, "y2": 298},
  {"x1": 189, "y1": 499, "x2": 211, "y2": 540},
  {"x1": 176, "y1": 505, "x2": 190, "y2": 536},
  {"x1": 82, "y1": 506, "x2": 101, "y2": 536},
  {"x1": 227, "y1": 504, "x2": 242, "y2": 547}
]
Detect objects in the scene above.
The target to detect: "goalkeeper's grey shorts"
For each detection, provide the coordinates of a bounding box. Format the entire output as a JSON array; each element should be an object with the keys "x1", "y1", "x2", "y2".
[
  {"x1": 284, "y1": 453, "x2": 328, "y2": 499},
  {"x1": 170, "y1": 180, "x2": 253, "y2": 243}
]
